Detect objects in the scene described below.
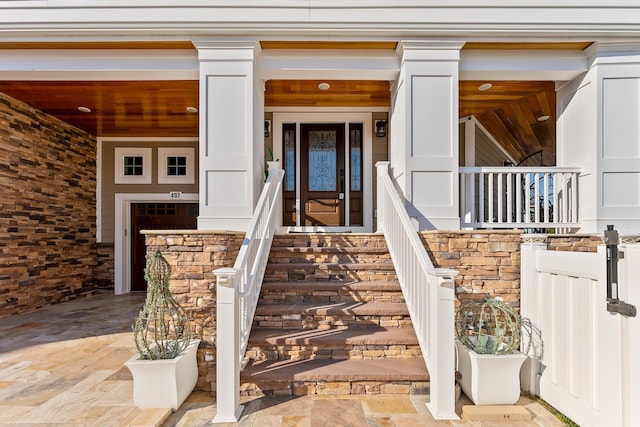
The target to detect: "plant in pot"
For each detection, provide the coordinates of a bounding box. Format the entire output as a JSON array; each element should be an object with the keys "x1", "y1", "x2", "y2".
[
  {"x1": 454, "y1": 296, "x2": 526, "y2": 405},
  {"x1": 124, "y1": 251, "x2": 200, "y2": 410}
]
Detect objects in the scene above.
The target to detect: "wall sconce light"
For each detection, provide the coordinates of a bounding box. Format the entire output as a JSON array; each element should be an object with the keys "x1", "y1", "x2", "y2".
[
  {"x1": 264, "y1": 120, "x2": 271, "y2": 137},
  {"x1": 375, "y1": 120, "x2": 387, "y2": 138}
]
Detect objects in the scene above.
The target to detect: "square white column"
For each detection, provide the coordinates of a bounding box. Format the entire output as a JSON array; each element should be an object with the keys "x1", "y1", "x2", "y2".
[
  {"x1": 195, "y1": 41, "x2": 264, "y2": 231},
  {"x1": 390, "y1": 41, "x2": 464, "y2": 230},
  {"x1": 558, "y1": 43, "x2": 640, "y2": 234}
]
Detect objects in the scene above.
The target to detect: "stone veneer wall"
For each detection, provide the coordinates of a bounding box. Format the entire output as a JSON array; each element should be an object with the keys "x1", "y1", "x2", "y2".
[
  {"x1": 420, "y1": 230, "x2": 522, "y2": 307},
  {"x1": 95, "y1": 243, "x2": 115, "y2": 290},
  {"x1": 144, "y1": 231, "x2": 244, "y2": 392},
  {"x1": 0, "y1": 92, "x2": 98, "y2": 318}
]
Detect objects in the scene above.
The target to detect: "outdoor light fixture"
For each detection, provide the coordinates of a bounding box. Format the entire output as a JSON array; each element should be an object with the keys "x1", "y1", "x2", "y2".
[
  {"x1": 77, "y1": 106, "x2": 91, "y2": 113},
  {"x1": 478, "y1": 83, "x2": 492, "y2": 91},
  {"x1": 375, "y1": 119, "x2": 387, "y2": 138},
  {"x1": 318, "y1": 82, "x2": 330, "y2": 91}
]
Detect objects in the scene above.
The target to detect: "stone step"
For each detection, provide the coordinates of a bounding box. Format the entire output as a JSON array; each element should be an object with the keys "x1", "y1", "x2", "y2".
[
  {"x1": 272, "y1": 233, "x2": 389, "y2": 250},
  {"x1": 253, "y1": 302, "x2": 412, "y2": 329},
  {"x1": 263, "y1": 262, "x2": 397, "y2": 282},
  {"x1": 259, "y1": 280, "x2": 403, "y2": 304},
  {"x1": 246, "y1": 327, "x2": 421, "y2": 361},
  {"x1": 240, "y1": 358, "x2": 430, "y2": 396}
]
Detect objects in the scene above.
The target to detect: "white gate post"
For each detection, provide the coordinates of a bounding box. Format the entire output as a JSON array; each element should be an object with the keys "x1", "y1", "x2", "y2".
[
  {"x1": 212, "y1": 267, "x2": 244, "y2": 423},
  {"x1": 520, "y1": 234, "x2": 547, "y2": 395}
]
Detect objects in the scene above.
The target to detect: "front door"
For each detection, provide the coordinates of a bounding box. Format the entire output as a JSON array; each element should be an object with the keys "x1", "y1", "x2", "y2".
[
  {"x1": 300, "y1": 123, "x2": 345, "y2": 226},
  {"x1": 130, "y1": 202, "x2": 198, "y2": 292}
]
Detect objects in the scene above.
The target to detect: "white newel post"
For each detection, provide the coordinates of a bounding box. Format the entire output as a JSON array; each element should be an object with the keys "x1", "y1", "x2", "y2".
[
  {"x1": 391, "y1": 41, "x2": 463, "y2": 231},
  {"x1": 212, "y1": 267, "x2": 243, "y2": 423},
  {"x1": 195, "y1": 41, "x2": 264, "y2": 231},
  {"x1": 519, "y1": 235, "x2": 547, "y2": 396},
  {"x1": 427, "y1": 272, "x2": 458, "y2": 420},
  {"x1": 558, "y1": 43, "x2": 640, "y2": 234}
]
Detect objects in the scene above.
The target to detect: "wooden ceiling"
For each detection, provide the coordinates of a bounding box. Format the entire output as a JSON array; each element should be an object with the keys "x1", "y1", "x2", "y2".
[{"x1": 0, "y1": 78, "x2": 556, "y2": 164}]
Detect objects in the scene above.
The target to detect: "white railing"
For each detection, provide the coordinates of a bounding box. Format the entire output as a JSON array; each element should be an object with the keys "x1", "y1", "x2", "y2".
[
  {"x1": 212, "y1": 162, "x2": 284, "y2": 423},
  {"x1": 376, "y1": 162, "x2": 459, "y2": 420},
  {"x1": 459, "y1": 167, "x2": 580, "y2": 230}
]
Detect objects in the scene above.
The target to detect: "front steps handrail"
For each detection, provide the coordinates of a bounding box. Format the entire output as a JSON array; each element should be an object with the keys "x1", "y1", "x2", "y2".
[
  {"x1": 376, "y1": 161, "x2": 459, "y2": 420},
  {"x1": 212, "y1": 162, "x2": 284, "y2": 423}
]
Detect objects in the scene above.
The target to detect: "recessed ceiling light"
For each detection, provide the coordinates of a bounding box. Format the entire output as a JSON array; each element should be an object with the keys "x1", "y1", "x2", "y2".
[
  {"x1": 478, "y1": 83, "x2": 492, "y2": 91},
  {"x1": 77, "y1": 106, "x2": 91, "y2": 113},
  {"x1": 537, "y1": 115, "x2": 550, "y2": 122},
  {"x1": 318, "y1": 82, "x2": 330, "y2": 91},
  {"x1": 186, "y1": 106, "x2": 198, "y2": 113}
]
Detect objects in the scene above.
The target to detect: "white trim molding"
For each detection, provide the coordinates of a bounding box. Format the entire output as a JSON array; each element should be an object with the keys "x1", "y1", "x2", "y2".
[
  {"x1": 114, "y1": 147, "x2": 152, "y2": 184},
  {"x1": 158, "y1": 147, "x2": 195, "y2": 184},
  {"x1": 114, "y1": 192, "x2": 199, "y2": 294}
]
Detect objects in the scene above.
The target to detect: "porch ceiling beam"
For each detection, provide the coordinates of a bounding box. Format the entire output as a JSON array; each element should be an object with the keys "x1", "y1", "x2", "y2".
[
  {"x1": 258, "y1": 51, "x2": 399, "y2": 81},
  {"x1": 0, "y1": 49, "x2": 199, "y2": 80},
  {"x1": 460, "y1": 50, "x2": 588, "y2": 81}
]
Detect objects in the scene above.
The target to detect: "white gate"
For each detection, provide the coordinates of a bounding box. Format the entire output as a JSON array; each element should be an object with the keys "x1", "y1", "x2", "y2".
[{"x1": 520, "y1": 237, "x2": 640, "y2": 427}]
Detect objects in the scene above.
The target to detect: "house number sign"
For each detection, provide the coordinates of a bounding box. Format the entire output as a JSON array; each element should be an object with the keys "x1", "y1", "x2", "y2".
[{"x1": 169, "y1": 191, "x2": 182, "y2": 199}]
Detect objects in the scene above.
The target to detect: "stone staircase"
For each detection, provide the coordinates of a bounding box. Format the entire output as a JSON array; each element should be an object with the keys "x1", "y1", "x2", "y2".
[{"x1": 240, "y1": 233, "x2": 431, "y2": 396}]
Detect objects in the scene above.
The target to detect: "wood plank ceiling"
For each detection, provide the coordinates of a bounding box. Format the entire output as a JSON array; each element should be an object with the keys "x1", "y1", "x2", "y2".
[{"x1": 0, "y1": 41, "x2": 588, "y2": 165}]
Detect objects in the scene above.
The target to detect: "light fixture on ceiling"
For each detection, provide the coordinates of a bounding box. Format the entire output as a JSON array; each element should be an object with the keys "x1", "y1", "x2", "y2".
[
  {"x1": 318, "y1": 82, "x2": 330, "y2": 91},
  {"x1": 77, "y1": 106, "x2": 91, "y2": 113},
  {"x1": 537, "y1": 115, "x2": 550, "y2": 122},
  {"x1": 186, "y1": 106, "x2": 198, "y2": 113},
  {"x1": 478, "y1": 83, "x2": 492, "y2": 91}
]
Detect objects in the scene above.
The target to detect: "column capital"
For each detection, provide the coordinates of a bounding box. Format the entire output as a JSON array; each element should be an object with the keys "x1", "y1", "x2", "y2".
[
  {"x1": 193, "y1": 39, "x2": 261, "y2": 61},
  {"x1": 397, "y1": 40, "x2": 465, "y2": 61}
]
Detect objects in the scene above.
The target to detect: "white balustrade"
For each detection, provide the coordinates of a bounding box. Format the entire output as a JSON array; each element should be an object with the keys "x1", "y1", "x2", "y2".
[
  {"x1": 376, "y1": 161, "x2": 459, "y2": 420},
  {"x1": 212, "y1": 163, "x2": 284, "y2": 423},
  {"x1": 459, "y1": 167, "x2": 580, "y2": 230}
]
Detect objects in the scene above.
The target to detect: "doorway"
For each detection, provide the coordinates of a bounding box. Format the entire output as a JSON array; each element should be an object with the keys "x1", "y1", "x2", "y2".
[
  {"x1": 130, "y1": 202, "x2": 198, "y2": 292},
  {"x1": 273, "y1": 112, "x2": 374, "y2": 232},
  {"x1": 300, "y1": 123, "x2": 345, "y2": 226}
]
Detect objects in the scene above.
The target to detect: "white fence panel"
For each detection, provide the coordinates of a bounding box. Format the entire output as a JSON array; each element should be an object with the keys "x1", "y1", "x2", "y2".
[{"x1": 521, "y1": 240, "x2": 640, "y2": 427}]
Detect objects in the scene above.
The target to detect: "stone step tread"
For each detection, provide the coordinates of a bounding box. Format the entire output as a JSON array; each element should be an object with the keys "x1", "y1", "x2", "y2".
[
  {"x1": 241, "y1": 357, "x2": 429, "y2": 382},
  {"x1": 248, "y1": 327, "x2": 419, "y2": 346},
  {"x1": 270, "y1": 247, "x2": 390, "y2": 254},
  {"x1": 255, "y1": 302, "x2": 409, "y2": 316},
  {"x1": 261, "y1": 280, "x2": 401, "y2": 292},
  {"x1": 266, "y1": 262, "x2": 395, "y2": 270}
]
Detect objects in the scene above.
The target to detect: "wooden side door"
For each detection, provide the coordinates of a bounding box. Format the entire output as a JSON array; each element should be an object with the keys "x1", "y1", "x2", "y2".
[
  {"x1": 130, "y1": 203, "x2": 198, "y2": 292},
  {"x1": 300, "y1": 123, "x2": 345, "y2": 226}
]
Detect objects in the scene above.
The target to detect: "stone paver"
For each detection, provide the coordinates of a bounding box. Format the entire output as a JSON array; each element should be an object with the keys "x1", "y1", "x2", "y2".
[{"x1": 0, "y1": 293, "x2": 563, "y2": 426}]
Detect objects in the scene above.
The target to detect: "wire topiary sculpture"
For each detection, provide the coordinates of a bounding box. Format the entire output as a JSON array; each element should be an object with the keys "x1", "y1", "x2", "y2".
[
  {"x1": 455, "y1": 296, "x2": 521, "y2": 355},
  {"x1": 132, "y1": 251, "x2": 191, "y2": 360}
]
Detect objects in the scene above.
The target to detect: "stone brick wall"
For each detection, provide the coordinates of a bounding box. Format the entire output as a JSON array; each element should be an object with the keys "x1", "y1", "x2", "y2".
[
  {"x1": 96, "y1": 243, "x2": 115, "y2": 290},
  {"x1": 420, "y1": 230, "x2": 522, "y2": 307},
  {"x1": 144, "y1": 231, "x2": 244, "y2": 392},
  {"x1": 0, "y1": 93, "x2": 98, "y2": 318}
]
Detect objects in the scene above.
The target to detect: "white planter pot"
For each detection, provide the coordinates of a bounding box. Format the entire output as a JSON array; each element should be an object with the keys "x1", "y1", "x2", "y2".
[
  {"x1": 125, "y1": 339, "x2": 200, "y2": 410},
  {"x1": 455, "y1": 339, "x2": 527, "y2": 405}
]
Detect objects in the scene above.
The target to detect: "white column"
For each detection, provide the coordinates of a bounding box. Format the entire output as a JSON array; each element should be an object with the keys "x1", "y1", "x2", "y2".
[
  {"x1": 195, "y1": 41, "x2": 264, "y2": 231},
  {"x1": 558, "y1": 43, "x2": 640, "y2": 234},
  {"x1": 391, "y1": 41, "x2": 464, "y2": 231}
]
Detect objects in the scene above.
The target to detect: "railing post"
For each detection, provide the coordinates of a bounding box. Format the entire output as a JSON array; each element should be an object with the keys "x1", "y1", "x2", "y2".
[
  {"x1": 212, "y1": 267, "x2": 244, "y2": 423},
  {"x1": 519, "y1": 235, "x2": 547, "y2": 395},
  {"x1": 376, "y1": 161, "x2": 390, "y2": 233},
  {"x1": 427, "y1": 271, "x2": 458, "y2": 420}
]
